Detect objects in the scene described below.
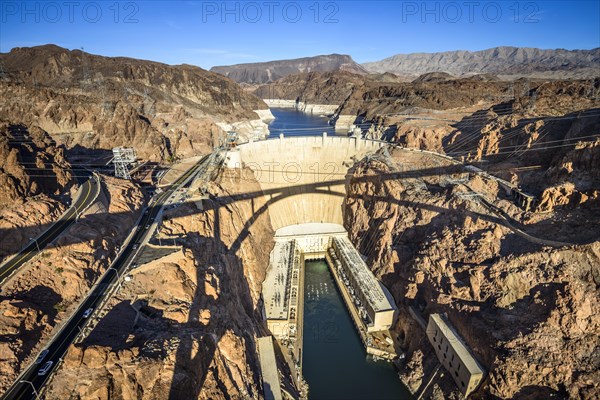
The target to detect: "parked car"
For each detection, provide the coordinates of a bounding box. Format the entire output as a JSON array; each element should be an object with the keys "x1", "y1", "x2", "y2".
[
  {"x1": 34, "y1": 349, "x2": 49, "y2": 365},
  {"x1": 38, "y1": 361, "x2": 53, "y2": 376}
]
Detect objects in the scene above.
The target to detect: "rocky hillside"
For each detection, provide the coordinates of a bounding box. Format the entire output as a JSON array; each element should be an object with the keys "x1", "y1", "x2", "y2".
[
  {"x1": 0, "y1": 45, "x2": 270, "y2": 160},
  {"x1": 0, "y1": 122, "x2": 76, "y2": 260},
  {"x1": 44, "y1": 169, "x2": 277, "y2": 399},
  {"x1": 253, "y1": 70, "x2": 366, "y2": 104},
  {"x1": 0, "y1": 177, "x2": 145, "y2": 394},
  {"x1": 254, "y1": 70, "x2": 515, "y2": 112},
  {"x1": 335, "y1": 75, "x2": 513, "y2": 117},
  {"x1": 343, "y1": 148, "x2": 600, "y2": 399},
  {"x1": 363, "y1": 46, "x2": 600, "y2": 80},
  {"x1": 362, "y1": 78, "x2": 600, "y2": 217},
  {"x1": 211, "y1": 54, "x2": 367, "y2": 84},
  {"x1": 442, "y1": 79, "x2": 600, "y2": 207},
  {"x1": 0, "y1": 122, "x2": 73, "y2": 206}
]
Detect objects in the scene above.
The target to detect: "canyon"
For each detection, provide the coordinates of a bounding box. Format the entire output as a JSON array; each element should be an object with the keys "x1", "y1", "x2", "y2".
[{"x1": 0, "y1": 44, "x2": 598, "y2": 400}]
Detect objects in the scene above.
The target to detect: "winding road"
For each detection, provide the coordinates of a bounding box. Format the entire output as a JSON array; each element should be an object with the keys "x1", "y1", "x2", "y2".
[
  {"x1": 0, "y1": 171, "x2": 101, "y2": 288},
  {"x1": 1, "y1": 156, "x2": 209, "y2": 400}
]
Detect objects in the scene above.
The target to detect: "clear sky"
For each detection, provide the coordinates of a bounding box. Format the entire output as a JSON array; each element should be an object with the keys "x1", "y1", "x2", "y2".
[{"x1": 1, "y1": 1, "x2": 599, "y2": 69}]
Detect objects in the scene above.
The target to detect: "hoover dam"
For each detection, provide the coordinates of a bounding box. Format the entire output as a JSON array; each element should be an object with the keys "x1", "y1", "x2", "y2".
[
  {"x1": 224, "y1": 130, "x2": 408, "y2": 398},
  {"x1": 217, "y1": 110, "x2": 548, "y2": 399},
  {"x1": 226, "y1": 133, "x2": 385, "y2": 229},
  {"x1": 0, "y1": 0, "x2": 600, "y2": 394},
  {"x1": 1, "y1": 43, "x2": 598, "y2": 400}
]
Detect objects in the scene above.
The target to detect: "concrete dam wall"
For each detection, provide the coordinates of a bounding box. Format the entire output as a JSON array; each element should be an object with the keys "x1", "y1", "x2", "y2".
[{"x1": 226, "y1": 134, "x2": 385, "y2": 231}]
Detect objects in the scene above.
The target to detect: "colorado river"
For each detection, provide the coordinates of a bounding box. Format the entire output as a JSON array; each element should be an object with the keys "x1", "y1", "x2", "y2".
[{"x1": 303, "y1": 260, "x2": 412, "y2": 400}]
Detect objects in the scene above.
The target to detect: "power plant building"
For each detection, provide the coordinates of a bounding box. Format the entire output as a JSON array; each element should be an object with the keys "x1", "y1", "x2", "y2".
[
  {"x1": 426, "y1": 313, "x2": 485, "y2": 397},
  {"x1": 262, "y1": 240, "x2": 301, "y2": 339},
  {"x1": 329, "y1": 237, "x2": 397, "y2": 332}
]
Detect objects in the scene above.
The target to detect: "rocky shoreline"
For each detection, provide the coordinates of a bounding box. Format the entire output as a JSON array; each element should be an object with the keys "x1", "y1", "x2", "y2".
[
  {"x1": 263, "y1": 99, "x2": 339, "y2": 115},
  {"x1": 216, "y1": 109, "x2": 275, "y2": 142}
]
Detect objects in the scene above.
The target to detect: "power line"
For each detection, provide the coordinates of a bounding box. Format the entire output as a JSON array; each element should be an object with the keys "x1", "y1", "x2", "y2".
[
  {"x1": 445, "y1": 134, "x2": 600, "y2": 156},
  {"x1": 11, "y1": 133, "x2": 598, "y2": 176}
]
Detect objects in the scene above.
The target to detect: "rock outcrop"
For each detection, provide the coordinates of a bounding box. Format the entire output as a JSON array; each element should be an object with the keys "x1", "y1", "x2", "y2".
[
  {"x1": 343, "y1": 147, "x2": 600, "y2": 399},
  {"x1": 0, "y1": 122, "x2": 75, "y2": 261},
  {"x1": 0, "y1": 122, "x2": 73, "y2": 205},
  {"x1": 212, "y1": 54, "x2": 367, "y2": 84}
]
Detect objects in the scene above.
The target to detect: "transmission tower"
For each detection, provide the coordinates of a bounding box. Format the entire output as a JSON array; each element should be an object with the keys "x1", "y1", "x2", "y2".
[{"x1": 112, "y1": 147, "x2": 137, "y2": 179}]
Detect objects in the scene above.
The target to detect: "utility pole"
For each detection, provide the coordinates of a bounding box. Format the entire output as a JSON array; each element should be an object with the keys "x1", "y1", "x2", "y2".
[{"x1": 29, "y1": 237, "x2": 40, "y2": 253}]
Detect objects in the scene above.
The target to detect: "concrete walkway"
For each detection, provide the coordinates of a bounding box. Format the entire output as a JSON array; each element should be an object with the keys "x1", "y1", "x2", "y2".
[{"x1": 257, "y1": 336, "x2": 283, "y2": 400}]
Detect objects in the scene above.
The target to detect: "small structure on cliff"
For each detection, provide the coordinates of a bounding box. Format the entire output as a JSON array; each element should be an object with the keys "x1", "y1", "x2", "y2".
[{"x1": 426, "y1": 313, "x2": 485, "y2": 397}]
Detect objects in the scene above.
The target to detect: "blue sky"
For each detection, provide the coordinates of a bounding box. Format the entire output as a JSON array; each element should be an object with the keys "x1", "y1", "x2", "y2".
[{"x1": 1, "y1": 1, "x2": 599, "y2": 69}]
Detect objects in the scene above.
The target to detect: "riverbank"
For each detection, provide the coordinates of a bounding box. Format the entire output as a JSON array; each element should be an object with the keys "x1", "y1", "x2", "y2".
[{"x1": 216, "y1": 108, "x2": 275, "y2": 141}]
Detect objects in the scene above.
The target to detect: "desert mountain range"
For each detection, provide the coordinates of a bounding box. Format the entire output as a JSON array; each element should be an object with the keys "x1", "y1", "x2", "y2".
[{"x1": 212, "y1": 46, "x2": 600, "y2": 83}]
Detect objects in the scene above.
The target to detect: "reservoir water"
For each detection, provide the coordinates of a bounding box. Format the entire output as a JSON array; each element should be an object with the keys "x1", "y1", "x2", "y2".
[
  {"x1": 268, "y1": 108, "x2": 336, "y2": 138},
  {"x1": 302, "y1": 260, "x2": 412, "y2": 400}
]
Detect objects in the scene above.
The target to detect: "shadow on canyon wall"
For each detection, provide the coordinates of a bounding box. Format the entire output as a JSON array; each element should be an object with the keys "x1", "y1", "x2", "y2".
[{"x1": 2, "y1": 160, "x2": 598, "y2": 398}]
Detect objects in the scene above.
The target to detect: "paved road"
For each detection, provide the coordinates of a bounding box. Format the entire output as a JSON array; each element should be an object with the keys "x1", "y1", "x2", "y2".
[
  {"x1": 0, "y1": 171, "x2": 101, "y2": 288},
  {"x1": 1, "y1": 156, "x2": 208, "y2": 400}
]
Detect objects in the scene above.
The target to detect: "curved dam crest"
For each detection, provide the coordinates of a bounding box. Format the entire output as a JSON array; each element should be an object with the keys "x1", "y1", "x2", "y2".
[{"x1": 226, "y1": 134, "x2": 386, "y2": 231}]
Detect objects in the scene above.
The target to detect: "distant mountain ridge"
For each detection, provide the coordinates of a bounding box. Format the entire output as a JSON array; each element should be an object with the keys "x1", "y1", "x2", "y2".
[
  {"x1": 362, "y1": 46, "x2": 600, "y2": 79},
  {"x1": 210, "y1": 54, "x2": 368, "y2": 84}
]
